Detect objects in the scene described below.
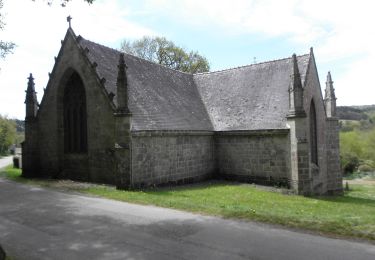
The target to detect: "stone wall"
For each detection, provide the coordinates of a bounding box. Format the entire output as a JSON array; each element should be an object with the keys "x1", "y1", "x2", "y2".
[
  {"x1": 131, "y1": 131, "x2": 215, "y2": 187},
  {"x1": 215, "y1": 130, "x2": 290, "y2": 186},
  {"x1": 326, "y1": 118, "x2": 343, "y2": 194},
  {"x1": 287, "y1": 117, "x2": 311, "y2": 194},
  {"x1": 24, "y1": 31, "x2": 342, "y2": 195},
  {"x1": 35, "y1": 30, "x2": 116, "y2": 183},
  {"x1": 302, "y1": 54, "x2": 329, "y2": 194},
  {"x1": 295, "y1": 51, "x2": 343, "y2": 195},
  {"x1": 22, "y1": 119, "x2": 40, "y2": 177}
]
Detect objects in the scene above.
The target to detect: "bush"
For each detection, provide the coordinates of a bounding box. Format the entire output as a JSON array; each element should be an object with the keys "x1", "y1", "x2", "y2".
[
  {"x1": 341, "y1": 153, "x2": 359, "y2": 174},
  {"x1": 340, "y1": 128, "x2": 375, "y2": 173},
  {"x1": 358, "y1": 164, "x2": 373, "y2": 172},
  {"x1": 0, "y1": 115, "x2": 16, "y2": 155},
  {"x1": 363, "y1": 160, "x2": 375, "y2": 168},
  {"x1": 339, "y1": 120, "x2": 360, "y2": 132}
]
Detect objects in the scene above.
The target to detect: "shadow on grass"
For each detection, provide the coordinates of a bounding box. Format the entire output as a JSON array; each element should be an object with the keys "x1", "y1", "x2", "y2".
[
  {"x1": 4, "y1": 166, "x2": 375, "y2": 210},
  {"x1": 142, "y1": 180, "x2": 234, "y2": 196},
  {"x1": 313, "y1": 194, "x2": 375, "y2": 207}
]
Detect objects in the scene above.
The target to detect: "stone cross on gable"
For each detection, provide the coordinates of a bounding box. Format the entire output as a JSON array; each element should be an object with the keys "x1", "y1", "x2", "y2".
[{"x1": 67, "y1": 16, "x2": 72, "y2": 28}]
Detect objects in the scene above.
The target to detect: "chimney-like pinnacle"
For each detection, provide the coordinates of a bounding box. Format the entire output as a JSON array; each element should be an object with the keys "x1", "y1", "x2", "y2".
[
  {"x1": 327, "y1": 71, "x2": 333, "y2": 84},
  {"x1": 116, "y1": 53, "x2": 130, "y2": 115},
  {"x1": 324, "y1": 71, "x2": 337, "y2": 118},
  {"x1": 25, "y1": 73, "x2": 39, "y2": 119},
  {"x1": 287, "y1": 54, "x2": 305, "y2": 117}
]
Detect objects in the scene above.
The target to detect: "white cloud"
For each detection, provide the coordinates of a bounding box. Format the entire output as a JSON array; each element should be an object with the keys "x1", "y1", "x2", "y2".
[
  {"x1": 145, "y1": 0, "x2": 329, "y2": 41},
  {"x1": 0, "y1": 0, "x2": 155, "y2": 119},
  {"x1": 1, "y1": 0, "x2": 374, "y2": 120},
  {"x1": 145, "y1": 0, "x2": 375, "y2": 105},
  {"x1": 66, "y1": 1, "x2": 155, "y2": 44}
]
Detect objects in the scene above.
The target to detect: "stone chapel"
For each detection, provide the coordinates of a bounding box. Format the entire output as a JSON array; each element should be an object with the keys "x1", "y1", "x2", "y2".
[{"x1": 22, "y1": 27, "x2": 343, "y2": 195}]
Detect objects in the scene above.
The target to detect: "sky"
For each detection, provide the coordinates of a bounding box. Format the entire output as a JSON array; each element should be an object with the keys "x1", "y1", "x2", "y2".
[{"x1": 0, "y1": 0, "x2": 374, "y2": 119}]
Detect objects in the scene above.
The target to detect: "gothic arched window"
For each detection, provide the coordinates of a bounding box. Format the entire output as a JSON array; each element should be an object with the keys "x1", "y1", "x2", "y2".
[
  {"x1": 63, "y1": 72, "x2": 87, "y2": 153},
  {"x1": 310, "y1": 100, "x2": 318, "y2": 165}
]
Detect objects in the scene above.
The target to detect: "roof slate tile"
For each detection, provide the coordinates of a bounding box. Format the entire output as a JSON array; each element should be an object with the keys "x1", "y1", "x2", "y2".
[
  {"x1": 194, "y1": 55, "x2": 310, "y2": 130},
  {"x1": 78, "y1": 36, "x2": 310, "y2": 132}
]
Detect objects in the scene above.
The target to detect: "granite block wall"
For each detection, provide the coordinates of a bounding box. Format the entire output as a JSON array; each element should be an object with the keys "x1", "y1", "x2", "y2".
[
  {"x1": 326, "y1": 118, "x2": 343, "y2": 194},
  {"x1": 32, "y1": 32, "x2": 117, "y2": 183},
  {"x1": 131, "y1": 131, "x2": 215, "y2": 187},
  {"x1": 22, "y1": 119, "x2": 40, "y2": 177},
  {"x1": 215, "y1": 131, "x2": 290, "y2": 186}
]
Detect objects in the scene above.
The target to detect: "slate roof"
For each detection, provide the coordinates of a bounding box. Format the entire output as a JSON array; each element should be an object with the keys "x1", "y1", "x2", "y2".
[
  {"x1": 79, "y1": 38, "x2": 213, "y2": 131},
  {"x1": 77, "y1": 35, "x2": 311, "y2": 132},
  {"x1": 194, "y1": 56, "x2": 310, "y2": 130}
]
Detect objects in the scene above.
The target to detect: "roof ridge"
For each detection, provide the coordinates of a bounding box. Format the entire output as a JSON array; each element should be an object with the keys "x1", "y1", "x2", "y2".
[
  {"x1": 194, "y1": 53, "x2": 310, "y2": 76},
  {"x1": 79, "y1": 36, "x2": 310, "y2": 78},
  {"x1": 79, "y1": 36, "x2": 194, "y2": 77},
  {"x1": 78, "y1": 35, "x2": 122, "y2": 55}
]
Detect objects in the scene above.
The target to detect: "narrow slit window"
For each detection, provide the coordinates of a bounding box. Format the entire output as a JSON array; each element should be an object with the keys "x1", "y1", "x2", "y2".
[{"x1": 310, "y1": 100, "x2": 318, "y2": 165}]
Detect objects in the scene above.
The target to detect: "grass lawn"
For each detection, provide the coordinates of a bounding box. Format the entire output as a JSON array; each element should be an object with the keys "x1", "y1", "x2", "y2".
[{"x1": 2, "y1": 166, "x2": 375, "y2": 242}]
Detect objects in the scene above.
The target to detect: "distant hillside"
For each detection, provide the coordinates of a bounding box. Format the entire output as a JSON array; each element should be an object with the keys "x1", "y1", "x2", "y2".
[
  {"x1": 338, "y1": 105, "x2": 375, "y2": 174},
  {"x1": 337, "y1": 105, "x2": 375, "y2": 121}
]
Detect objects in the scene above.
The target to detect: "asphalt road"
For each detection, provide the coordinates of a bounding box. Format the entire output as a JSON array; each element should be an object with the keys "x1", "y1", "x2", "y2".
[{"x1": 0, "y1": 176, "x2": 375, "y2": 260}]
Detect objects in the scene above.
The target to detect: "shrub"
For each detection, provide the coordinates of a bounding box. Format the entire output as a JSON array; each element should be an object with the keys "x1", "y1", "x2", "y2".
[
  {"x1": 0, "y1": 115, "x2": 16, "y2": 155},
  {"x1": 341, "y1": 153, "x2": 359, "y2": 174},
  {"x1": 363, "y1": 160, "x2": 375, "y2": 168},
  {"x1": 358, "y1": 164, "x2": 373, "y2": 172}
]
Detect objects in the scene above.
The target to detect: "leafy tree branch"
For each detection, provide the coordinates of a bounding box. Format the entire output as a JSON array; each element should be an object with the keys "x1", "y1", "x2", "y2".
[
  {"x1": 0, "y1": 0, "x2": 15, "y2": 60},
  {"x1": 121, "y1": 36, "x2": 210, "y2": 74}
]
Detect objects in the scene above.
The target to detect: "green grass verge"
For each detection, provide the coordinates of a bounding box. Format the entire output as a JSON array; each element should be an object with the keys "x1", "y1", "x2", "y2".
[{"x1": 2, "y1": 166, "x2": 375, "y2": 242}]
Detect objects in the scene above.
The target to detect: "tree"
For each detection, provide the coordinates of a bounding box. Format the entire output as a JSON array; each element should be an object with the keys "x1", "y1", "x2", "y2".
[
  {"x1": 0, "y1": 0, "x2": 15, "y2": 60},
  {"x1": 121, "y1": 36, "x2": 210, "y2": 73},
  {"x1": 0, "y1": 115, "x2": 16, "y2": 155}
]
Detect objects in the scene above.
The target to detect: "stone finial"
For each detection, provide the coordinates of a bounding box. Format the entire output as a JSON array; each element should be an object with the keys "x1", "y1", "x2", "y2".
[
  {"x1": 25, "y1": 73, "x2": 36, "y2": 102},
  {"x1": 287, "y1": 54, "x2": 306, "y2": 117},
  {"x1": 327, "y1": 71, "x2": 333, "y2": 85},
  {"x1": 116, "y1": 53, "x2": 130, "y2": 114},
  {"x1": 324, "y1": 71, "x2": 337, "y2": 118},
  {"x1": 26, "y1": 73, "x2": 35, "y2": 91},
  {"x1": 67, "y1": 15, "x2": 72, "y2": 28},
  {"x1": 25, "y1": 73, "x2": 38, "y2": 119}
]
